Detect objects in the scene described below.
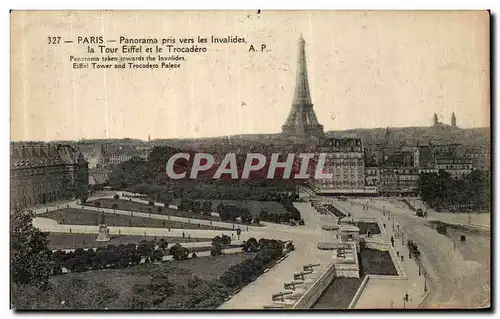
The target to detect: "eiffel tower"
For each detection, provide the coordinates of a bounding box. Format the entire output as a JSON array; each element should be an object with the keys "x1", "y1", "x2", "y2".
[{"x1": 281, "y1": 35, "x2": 325, "y2": 139}]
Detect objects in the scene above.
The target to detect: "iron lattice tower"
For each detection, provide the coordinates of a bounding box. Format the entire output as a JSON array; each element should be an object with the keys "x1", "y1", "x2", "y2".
[{"x1": 281, "y1": 35, "x2": 325, "y2": 138}]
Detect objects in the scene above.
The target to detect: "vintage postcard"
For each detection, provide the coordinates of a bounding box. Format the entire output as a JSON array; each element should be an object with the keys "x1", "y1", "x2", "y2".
[{"x1": 10, "y1": 10, "x2": 490, "y2": 310}]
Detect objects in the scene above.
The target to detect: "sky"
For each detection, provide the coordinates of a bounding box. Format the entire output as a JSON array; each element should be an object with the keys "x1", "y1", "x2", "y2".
[{"x1": 11, "y1": 10, "x2": 490, "y2": 141}]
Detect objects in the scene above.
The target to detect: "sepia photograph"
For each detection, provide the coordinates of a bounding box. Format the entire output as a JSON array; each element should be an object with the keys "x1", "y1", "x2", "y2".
[{"x1": 9, "y1": 10, "x2": 491, "y2": 310}]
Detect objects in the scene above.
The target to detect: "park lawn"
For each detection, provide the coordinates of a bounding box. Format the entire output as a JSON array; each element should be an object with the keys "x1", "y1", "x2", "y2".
[
  {"x1": 359, "y1": 248, "x2": 398, "y2": 276},
  {"x1": 47, "y1": 233, "x2": 212, "y2": 250},
  {"x1": 201, "y1": 199, "x2": 287, "y2": 217},
  {"x1": 313, "y1": 277, "x2": 363, "y2": 309},
  {"x1": 86, "y1": 198, "x2": 220, "y2": 222},
  {"x1": 39, "y1": 208, "x2": 229, "y2": 231},
  {"x1": 357, "y1": 222, "x2": 381, "y2": 235},
  {"x1": 46, "y1": 253, "x2": 255, "y2": 309},
  {"x1": 325, "y1": 204, "x2": 346, "y2": 218}
]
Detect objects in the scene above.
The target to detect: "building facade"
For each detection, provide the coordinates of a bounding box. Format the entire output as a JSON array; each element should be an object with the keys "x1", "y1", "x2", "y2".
[
  {"x1": 365, "y1": 166, "x2": 380, "y2": 187},
  {"x1": 311, "y1": 138, "x2": 369, "y2": 195},
  {"x1": 435, "y1": 157, "x2": 473, "y2": 179},
  {"x1": 10, "y1": 144, "x2": 89, "y2": 209},
  {"x1": 379, "y1": 167, "x2": 419, "y2": 196},
  {"x1": 107, "y1": 154, "x2": 133, "y2": 165}
]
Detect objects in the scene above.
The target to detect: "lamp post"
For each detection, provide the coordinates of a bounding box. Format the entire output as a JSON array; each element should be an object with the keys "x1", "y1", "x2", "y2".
[{"x1": 424, "y1": 271, "x2": 428, "y2": 293}]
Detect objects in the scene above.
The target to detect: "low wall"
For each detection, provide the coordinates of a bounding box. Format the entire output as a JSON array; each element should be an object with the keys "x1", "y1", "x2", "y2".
[
  {"x1": 334, "y1": 264, "x2": 360, "y2": 278},
  {"x1": 292, "y1": 263, "x2": 336, "y2": 309},
  {"x1": 348, "y1": 276, "x2": 370, "y2": 309}
]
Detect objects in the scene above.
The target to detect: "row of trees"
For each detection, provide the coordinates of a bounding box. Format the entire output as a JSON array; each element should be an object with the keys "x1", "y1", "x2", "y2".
[
  {"x1": 258, "y1": 210, "x2": 304, "y2": 225},
  {"x1": 127, "y1": 181, "x2": 297, "y2": 203},
  {"x1": 179, "y1": 199, "x2": 213, "y2": 216},
  {"x1": 50, "y1": 239, "x2": 188, "y2": 274},
  {"x1": 419, "y1": 170, "x2": 490, "y2": 212},
  {"x1": 220, "y1": 238, "x2": 284, "y2": 288},
  {"x1": 216, "y1": 203, "x2": 254, "y2": 224},
  {"x1": 131, "y1": 237, "x2": 287, "y2": 309}
]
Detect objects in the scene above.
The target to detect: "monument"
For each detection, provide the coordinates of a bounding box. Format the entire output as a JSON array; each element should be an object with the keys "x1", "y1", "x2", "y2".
[
  {"x1": 281, "y1": 35, "x2": 325, "y2": 139},
  {"x1": 96, "y1": 211, "x2": 110, "y2": 242}
]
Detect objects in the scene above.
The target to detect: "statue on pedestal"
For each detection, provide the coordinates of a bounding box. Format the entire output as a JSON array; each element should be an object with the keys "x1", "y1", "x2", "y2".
[{"x1": 96, "y1": 211, "x2": 110, "y2": 242}]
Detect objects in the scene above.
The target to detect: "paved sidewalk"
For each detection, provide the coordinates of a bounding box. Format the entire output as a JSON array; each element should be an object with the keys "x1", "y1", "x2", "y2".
[{"x1": 219, "y1": 200, "x2": 334, "y2": 309}]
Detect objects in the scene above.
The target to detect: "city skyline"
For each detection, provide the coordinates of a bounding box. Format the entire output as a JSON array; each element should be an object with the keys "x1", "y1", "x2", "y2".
[{"x1": 11, "y1": 11, "x2": 490, "y2": 141}]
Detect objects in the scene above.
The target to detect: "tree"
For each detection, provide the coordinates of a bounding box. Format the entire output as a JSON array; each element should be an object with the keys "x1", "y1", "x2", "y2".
[
  {"x1": 170, "y1": 243, "x2": 189, "y2": 260},
  {"x1": 211, "y1": 235, "x2": 222, "y2": 247},
  {"x1": 211, "y1": 244, "x2": 223, "y2": 256},
  {"x1": 108, "y1": 157, "x2": 149, "y2": 189},
  {"x1": 158, "y1": 238, "x2": 169, "y2": 251},
  {"x1": 240, "y1": 208, "x2": 253, "y2": 225},
  {"x1": 11, "y1": 209, "x2": 53, "y2": 289},
  {"x1": 80, "y1": 195, "x2": 88, "y2": 204},
  {"x1": 150, "y1": 249, "x2": 164, "y2": 262},
  {"x1": 216, "y1": 203, "x2": 224, "y2": 214},
  {"x1": 137, "y1": 240, "x2": 155, "y2": 259},
  {"x1": 221, "y1": 235, "x2": 231, "y2": 248},
  {"x1": 242, "y1": 237, "x2": 259, "y2": 252}
]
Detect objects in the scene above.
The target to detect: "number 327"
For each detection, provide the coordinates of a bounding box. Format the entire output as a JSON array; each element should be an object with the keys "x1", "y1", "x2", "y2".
[{"x1": 48, "y1": 36, "x2": 61, "y2": 44}]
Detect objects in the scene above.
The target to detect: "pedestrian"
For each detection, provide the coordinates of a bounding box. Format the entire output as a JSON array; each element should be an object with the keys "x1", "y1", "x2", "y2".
[{"x1": 182, "y1": 232, "x2": 185, "y2": 238}]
